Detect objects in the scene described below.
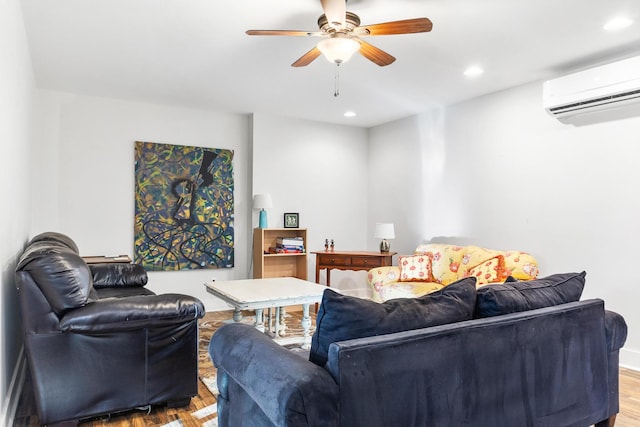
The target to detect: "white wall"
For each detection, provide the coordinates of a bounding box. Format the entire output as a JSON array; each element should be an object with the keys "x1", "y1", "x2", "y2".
[
  {"x1": 0, "y1": 0, "x2": 37, "y2": 423},
  {"x1": 369, "y1": 81, "x2": 640, "y2": 370},
  {"x1": 367, "y1": 109, "x2": 457, "y2": 255},
  {"x1": 252, "y1": 113, "x2": 370, "y2": 296},
  {"x1": 29, "y1": 101, "x2": 373, "y2": 311},
  {"x1": 33, "y1": 92, "x2": 251, "y2": 311}
]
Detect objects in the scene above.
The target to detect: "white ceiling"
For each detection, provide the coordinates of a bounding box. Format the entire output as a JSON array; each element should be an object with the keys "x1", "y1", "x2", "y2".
[{"x1": 20, "y1": 0, "x2": 640, "y2": 127}]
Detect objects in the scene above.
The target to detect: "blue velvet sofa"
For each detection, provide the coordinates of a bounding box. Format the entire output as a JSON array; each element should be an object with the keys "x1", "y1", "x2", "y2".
[{"x1": 210, "y1": 273, "x2": 627, "y2": 427}]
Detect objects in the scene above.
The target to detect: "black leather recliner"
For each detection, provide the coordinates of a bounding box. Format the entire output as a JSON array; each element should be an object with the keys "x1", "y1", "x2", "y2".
[{"x1": 15, "y1": 232, "x2": 205, "y2": 426}]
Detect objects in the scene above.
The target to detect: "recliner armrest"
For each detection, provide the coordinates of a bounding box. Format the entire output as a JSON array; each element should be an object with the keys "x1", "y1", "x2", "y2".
[
  {"x1": 89, "y1": 263, "x2": 148, "y2": 288},
  {"x1": 59, "y1": 294, "x2": 204, "y2": 333},
  {"x1": 210, "y1": 323, "x2": 339, "y2": 427}
]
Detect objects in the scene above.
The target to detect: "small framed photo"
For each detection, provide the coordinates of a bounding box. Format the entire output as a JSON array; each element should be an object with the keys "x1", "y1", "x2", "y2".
[{"x1": 284, "y1": 213, "x2": 299, "y2": 228}]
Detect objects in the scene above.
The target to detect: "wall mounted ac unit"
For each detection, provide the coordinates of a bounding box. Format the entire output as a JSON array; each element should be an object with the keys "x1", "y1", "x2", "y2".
[{"x1": 543, "y1": 55, "x2": 640, "y2": 118}]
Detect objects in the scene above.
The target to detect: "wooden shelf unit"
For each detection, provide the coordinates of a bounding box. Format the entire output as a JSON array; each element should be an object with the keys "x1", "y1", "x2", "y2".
[{"x1": 253, "y1": 228, "x2": 308, "y2": 280}]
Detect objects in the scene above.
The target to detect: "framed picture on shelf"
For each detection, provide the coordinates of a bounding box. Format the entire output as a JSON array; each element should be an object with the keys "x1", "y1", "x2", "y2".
[{"x1": 284, "y1": 213, "x2": 299, "y2": 228}]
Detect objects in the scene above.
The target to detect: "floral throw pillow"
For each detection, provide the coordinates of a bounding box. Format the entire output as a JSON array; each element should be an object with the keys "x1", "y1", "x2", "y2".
[
  {"x1": 429, "y1": 245, "x2": 466, "y2": 285},
  {"x1": 466, "y1": 255, "x2": 505, "y2": 286},
  {"x1": 399, "y1": 254, "x2": 433, "y2": 282}
]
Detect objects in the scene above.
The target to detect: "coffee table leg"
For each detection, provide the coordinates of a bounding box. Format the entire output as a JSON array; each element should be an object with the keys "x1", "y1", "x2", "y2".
[
  {"x1": 273, "y1": 307, "x2": 280, "y2": 337},
  {"x1": 301, "y1": 304, "x2": 312, "y2": 349},
  {"x1": 279, "y1": 306, "x2": 287, "y2": 337},
  {"x1": 254, "y1": 308, "x2": 265, "y2": 333},
  {"x1": 232, "y1": 309, "x2": 243, "y2": 323}
]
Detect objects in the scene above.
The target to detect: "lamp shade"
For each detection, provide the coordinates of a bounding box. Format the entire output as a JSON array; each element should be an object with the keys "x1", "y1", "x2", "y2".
[
  {"x1": 374, "y1": 223, "x2": 395, "y2": 239},
  {"x1": 317, "y1": 36, "x2": 360, "y2": 64},
  {"x1": 253, "y1": 194, "x2": 272, "y2": 210}
]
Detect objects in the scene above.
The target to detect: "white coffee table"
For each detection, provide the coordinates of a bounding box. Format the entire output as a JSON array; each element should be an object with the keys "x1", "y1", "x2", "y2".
[{"x1": 204, "y1": 277, "x2": 330, "y2": 349}]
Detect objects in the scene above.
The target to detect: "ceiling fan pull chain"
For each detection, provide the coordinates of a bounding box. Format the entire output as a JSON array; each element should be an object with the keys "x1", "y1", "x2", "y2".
[{"x1": 334, "y1": 63, "x2": 340, "y2": 97}]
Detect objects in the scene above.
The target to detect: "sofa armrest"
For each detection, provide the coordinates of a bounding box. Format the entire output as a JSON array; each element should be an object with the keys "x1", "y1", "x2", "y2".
[
  {"x1": 367, "y1": 266, "x2": 402, "y2": 302},
  {"x1": 210, "y1": 323, "x2": 339, "y2": 427},
  {"x1": 604, "y1": 310, "x2": 627, "y2": 352},
  {"x1": 59, "y1": 294, "x2": 204, "y2": 332},
  {"x1": 89, "y1": 263, "x2": 148, "y2": 288}
]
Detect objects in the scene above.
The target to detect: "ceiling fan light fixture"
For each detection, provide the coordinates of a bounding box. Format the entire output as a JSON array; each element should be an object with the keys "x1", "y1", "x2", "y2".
[{"x1": 317, "y1": 36, "x2": 360, "y2": 64}]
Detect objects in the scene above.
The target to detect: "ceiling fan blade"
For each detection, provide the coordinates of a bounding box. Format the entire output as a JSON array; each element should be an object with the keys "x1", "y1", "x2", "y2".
[
  {"x1": 360, "y1": 18, "x2": 433, "y2": 36},
  {"x1": 320, "y1": 0, "x2": 346, "y2": 27},
  {"x1": 246, "y1": 30, "x2": 320, "y2": 37},
  {"x1": 358, "y1": 40, "x2": 396, "y2": 66},
  {"x1": 292, "y1": 47, "x2": 322, "y2": 67}
]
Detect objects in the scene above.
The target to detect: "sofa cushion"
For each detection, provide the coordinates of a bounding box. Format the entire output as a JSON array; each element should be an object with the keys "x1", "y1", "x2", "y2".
[
  {"x1": 415, "y1": 244, "x2": 466, "y2": 285},
  {"x1": 398, "y1": 254, "x2": 432, "y2": 282},
  {"x1": 502, "y1": 251, "x2": 539, "y2": 280},
  {"x1": 89, "y1": 263, "x2": 148, "y2": 288},
  {"x1": 458, "y1": 245, "x2": 501, "y2": 275},
  {"x1": 373, "y1": 281, "x2": 444, "y2": 302},
  {"x1": 309, "y1": 277, "x2": 477, "y2": 367},
  {"x1": 474, "y1": 271, "x2": 586, "y2": 318},
  {"x1": 466, "y1": 255, "x2": 505, "y2": 286}
]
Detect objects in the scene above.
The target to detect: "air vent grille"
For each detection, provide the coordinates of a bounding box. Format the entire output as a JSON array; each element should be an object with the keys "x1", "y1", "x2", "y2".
[{"x1": 549, "y1": 89, "x2": 640, "y2": 116}]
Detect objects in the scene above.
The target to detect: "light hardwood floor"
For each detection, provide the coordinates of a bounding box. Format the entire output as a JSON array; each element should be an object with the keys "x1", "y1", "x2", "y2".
[
  {"x1": 616, "y1": 367, "x2": 640, "y2": 427},
  {"x1": 14, "y1": 367, "x2": 640, "y2": 426}
]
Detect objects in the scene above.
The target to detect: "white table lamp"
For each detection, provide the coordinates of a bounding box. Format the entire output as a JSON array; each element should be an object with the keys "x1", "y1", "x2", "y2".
[
  {"x1": 253, "y1": 194, "x2": 272, "y2": 229},
  {"x1": 374, "y1": 223, "x2": 395, "y2": 253}
]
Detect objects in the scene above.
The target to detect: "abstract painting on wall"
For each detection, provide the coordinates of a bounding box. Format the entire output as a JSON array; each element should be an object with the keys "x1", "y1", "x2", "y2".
[{"x1": 134, "y1": 141, "x2": 234, "y2": 271}]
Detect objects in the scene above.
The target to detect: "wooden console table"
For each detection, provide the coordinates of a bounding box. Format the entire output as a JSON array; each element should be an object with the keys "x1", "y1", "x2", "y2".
[
  {"x1": 312, "y1": 251, "x2": 397, "y2": 287},
  {"x1": 82, "y1": 255, "x2": 132, "y2": 264}
]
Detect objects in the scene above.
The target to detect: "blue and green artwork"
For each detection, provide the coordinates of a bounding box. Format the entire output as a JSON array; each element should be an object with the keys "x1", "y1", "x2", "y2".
[{"x1": 134, "y1": 141, "x2": 234, "y2": 271}]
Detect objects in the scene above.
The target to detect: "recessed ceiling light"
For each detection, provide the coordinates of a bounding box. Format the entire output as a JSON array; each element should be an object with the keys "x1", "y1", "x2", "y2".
[
  {"x1": 464, "y1": 65, "x2": 484, "y2": 78},
  {"x1": 344, "y1": 111, "x2": 356, "y2": 118},
  {"x1": 603, "y1": 17, "x2": 634, "y2": 31}
]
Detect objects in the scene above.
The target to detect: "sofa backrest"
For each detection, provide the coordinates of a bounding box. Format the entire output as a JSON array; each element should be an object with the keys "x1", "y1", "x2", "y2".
[
  {"x1": 20, "y1": 251, "x2": 96, "y2": 316},
  {"x1": 325, "y1": 299, "x2": 609, "y2": 427},
  {"x1": 27, "y1": 231, "x2": 80, "y2": 253},
  {"x1": 414, "y1": 243, "x2": 539, "y2": 285},
  {"x1": 16, "y1": 234, "x2": 97, "y2": 330}
]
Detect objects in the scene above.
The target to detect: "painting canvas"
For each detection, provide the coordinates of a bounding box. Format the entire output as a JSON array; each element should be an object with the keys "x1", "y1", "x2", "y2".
[{"x1": 134, "y1": 141, "x2": 234, "y2": 271}]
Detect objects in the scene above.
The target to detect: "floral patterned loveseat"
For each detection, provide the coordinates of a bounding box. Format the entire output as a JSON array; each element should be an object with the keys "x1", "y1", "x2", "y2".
[{"x1": 367, "y1": 243, "x2": 539, "y2": 302}]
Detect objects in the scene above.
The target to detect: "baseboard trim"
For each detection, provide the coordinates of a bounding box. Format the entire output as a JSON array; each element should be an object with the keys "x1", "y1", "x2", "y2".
[
  {"x1": 2, "y1": 346, "x2": 26, "y2": 427},
  {"x1": 620, "y1": 348, "x2": 640, "y2": 371}
]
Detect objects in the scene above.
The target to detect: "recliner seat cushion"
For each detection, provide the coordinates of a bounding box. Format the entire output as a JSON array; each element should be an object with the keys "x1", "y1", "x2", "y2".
[
  {"x1": 474, "y1": 271, "x2": 586, "y2": 318},
  {"x1": 309, "y1": 277, "x2": 477, "y2": 366}
]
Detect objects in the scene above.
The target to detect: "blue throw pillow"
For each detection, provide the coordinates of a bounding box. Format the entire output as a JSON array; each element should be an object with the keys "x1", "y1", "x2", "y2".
[
  {"x1": 474, "y1": 271, "x2": 586, "y2": 318},
  {"x1": 309, "y1": 277, "x2": 477, "y2": 367}
]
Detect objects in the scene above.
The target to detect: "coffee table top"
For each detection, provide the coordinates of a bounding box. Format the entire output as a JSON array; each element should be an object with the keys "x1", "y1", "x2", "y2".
[{"x1": 204, "y1": 277, "x2": 331, "y2": 310}]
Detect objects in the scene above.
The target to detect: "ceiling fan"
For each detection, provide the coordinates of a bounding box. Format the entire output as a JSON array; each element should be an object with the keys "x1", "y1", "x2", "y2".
[{"x1": 246, "y1": 0, "x2": 433, "y2": 67}]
